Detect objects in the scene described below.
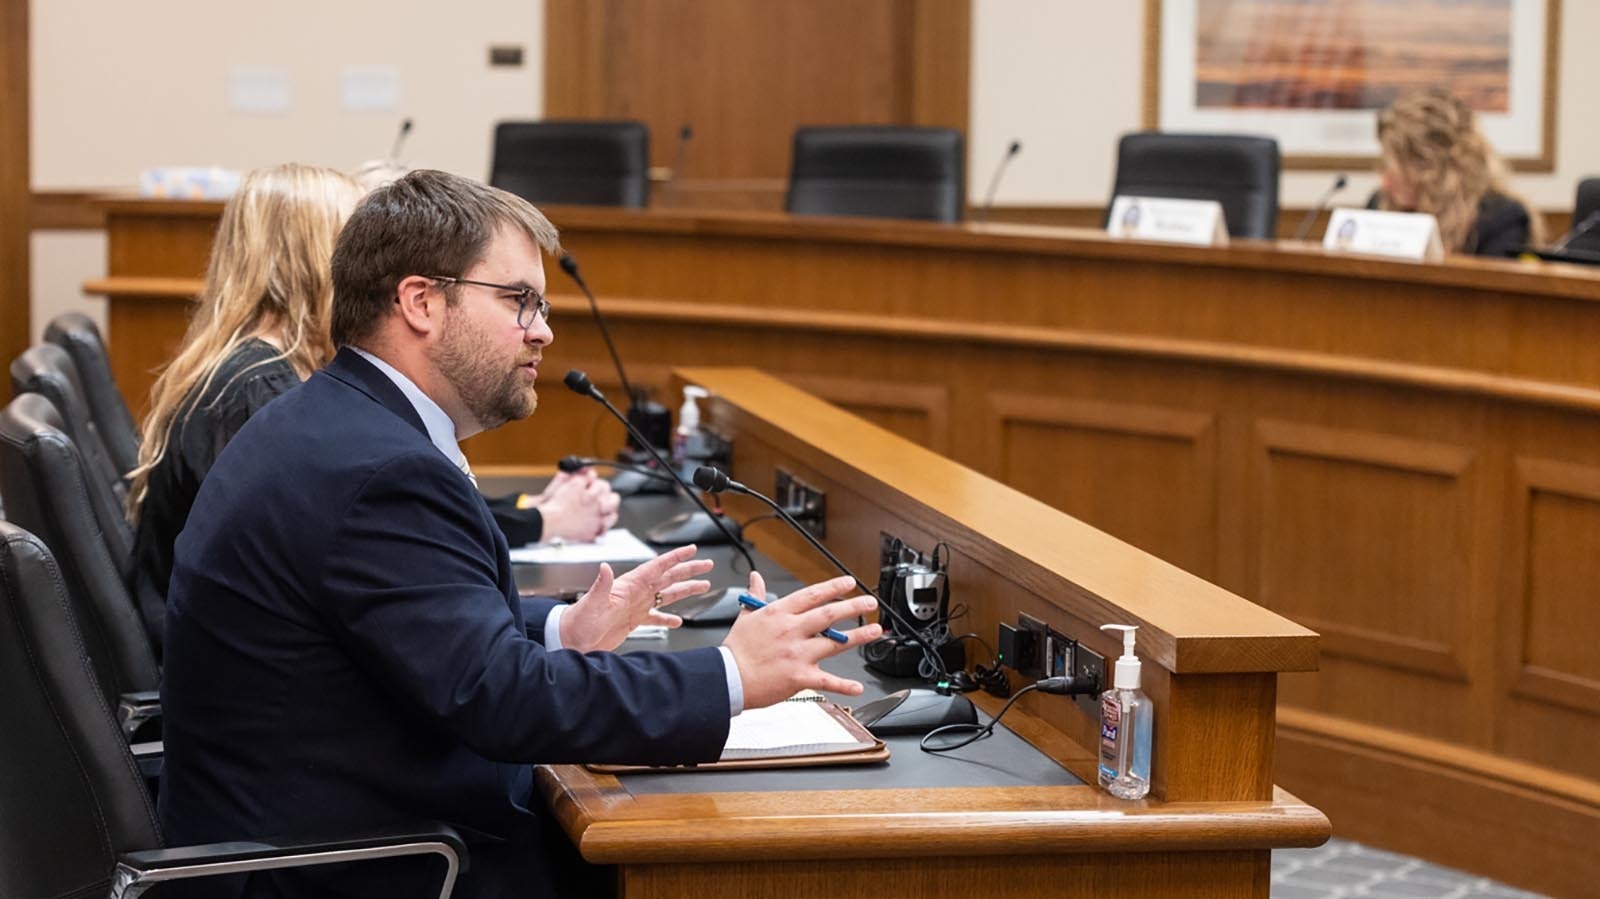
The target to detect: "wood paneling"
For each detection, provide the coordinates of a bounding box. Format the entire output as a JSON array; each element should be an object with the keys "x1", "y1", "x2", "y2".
[
  {"x1": 2, "y1": 0, "x2": 28, "y2": 380},
  {"x1": 985, "y1": 393, "x2": 1218, "y2": 580},
  {"x1": 544, "y1": 0, "x2": 969, "y2": 182},
  {"x1": 89, "y1": 201, "x2": 1600, "y2": 894}
]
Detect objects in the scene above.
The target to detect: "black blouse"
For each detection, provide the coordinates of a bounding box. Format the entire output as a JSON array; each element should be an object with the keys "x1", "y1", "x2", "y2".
[{"x1": 130, "y1": 340, "x2": 300, "y2": 653}]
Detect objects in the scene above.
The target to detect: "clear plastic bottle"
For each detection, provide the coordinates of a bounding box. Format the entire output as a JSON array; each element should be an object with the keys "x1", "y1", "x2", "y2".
[
  {"x1": 1097, "y1": 624, "x2": 1152, "y2": 800},
  {"x1": 671, "y1": 385, "x2": 710, "y2": 476}
]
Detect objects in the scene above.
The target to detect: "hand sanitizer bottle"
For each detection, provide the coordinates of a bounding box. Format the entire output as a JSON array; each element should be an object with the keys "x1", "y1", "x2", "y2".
[
  {"x1": 672, "y1": 385, "x2": 710, "y2": 476},
  {"x1": 1098, "y1": 624, "x2": 1152, "y2": 800}
]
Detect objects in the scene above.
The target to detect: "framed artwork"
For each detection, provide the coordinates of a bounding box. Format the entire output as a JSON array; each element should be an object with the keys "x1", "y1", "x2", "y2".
[{"x1": 1142, "y1": 0, "x2": 1560, "y2": 171}]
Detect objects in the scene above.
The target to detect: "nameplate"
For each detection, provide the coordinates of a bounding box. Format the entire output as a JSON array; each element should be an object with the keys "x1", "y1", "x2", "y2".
[
  {"x1": 1107, "y1": 196, "x2": 1228, "y2": 247},
  {"x1": 1323, "y1": 208, "x2": 1443, "y2": 262}
]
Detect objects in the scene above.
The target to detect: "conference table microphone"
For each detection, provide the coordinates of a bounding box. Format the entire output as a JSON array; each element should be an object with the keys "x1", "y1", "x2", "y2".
[
  {"x1": 557, "y1": 454, "x2": 676, "y2": 485},
  {"x1": 558, "y1": 253, "x2": 673, "y2": 494},
  {"x1": 974, "y1": 139, "x2": 1022, "y2": 224},
  {"x1": 560, "y1": 371, "x2": 764, "y2": 623},
  {"x1": 1292, "y1": 173, "x2": 1349, "y2": 241}
]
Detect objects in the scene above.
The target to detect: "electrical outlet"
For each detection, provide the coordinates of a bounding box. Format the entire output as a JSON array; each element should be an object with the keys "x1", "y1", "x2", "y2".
[
  {"x1": 1044, "y1": 626, "x2": 1074, "y2": 679},
  {"x1": 1073, "y1": 642, "x2": 1106, "y2": 716},
  {"x1": 1016, "y1": 613, "x2": 1048, "y2": 677},
  {"x1": 774, "y1": 466, "x2": 826, "y2": 538}
]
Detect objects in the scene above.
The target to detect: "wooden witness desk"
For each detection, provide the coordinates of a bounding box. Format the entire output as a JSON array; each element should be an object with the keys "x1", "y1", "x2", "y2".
[
  {"x1": 88, "y1": 198, "x2": 1600, "y2": 895},
  {"x1": 535, "y1": 367, "x2": 1326, "y2": 898}
]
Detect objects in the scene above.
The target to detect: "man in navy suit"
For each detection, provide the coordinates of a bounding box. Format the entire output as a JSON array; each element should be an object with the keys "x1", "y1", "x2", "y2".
[{"x1": 158, "y1": 170, "x2": 881, "y2": 898}]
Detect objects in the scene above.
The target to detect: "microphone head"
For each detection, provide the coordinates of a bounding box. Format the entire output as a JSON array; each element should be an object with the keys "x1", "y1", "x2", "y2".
[
  {"x1": 558, "y1": 253, "x2": 580, "y2": 278},
  {"x1": 1007, "y1": 140, "x2": 1023, "y2": 156},
  {"x1": 563, "y1": 369, "x2": 597, "y2": 398},
  {"x1": 1333, "y1": 173, "x2": 1349, "y2": 190},
  {"x1": 692, "y1": 466, "x2": 730, "y2": 494},
  {"x1": 679, "y1": 124, "x2": 693, "y2": 140},
  {"x1": 557, "y1": 455, "x2": 587, "y2": 473},
  {"x1": 399, "y1": 118, "x2": 413, "y2": 137}
]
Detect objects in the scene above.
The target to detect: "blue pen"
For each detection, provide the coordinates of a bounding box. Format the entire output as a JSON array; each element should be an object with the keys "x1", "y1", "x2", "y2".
[{"x1": 738, "y1": 592, "x2": 848, "y2": 644}]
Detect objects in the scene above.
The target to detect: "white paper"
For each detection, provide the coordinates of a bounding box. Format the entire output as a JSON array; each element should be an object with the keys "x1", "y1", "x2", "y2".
[
  {"x1": 723, "y1": 700, "x2": 860, "y2": 753},
  {"x1": 228, "y1": 65, "x2": 290, "y2": 112},
  {"x1": 507, "y1": 528, "x2": 658, "y2": 565}
]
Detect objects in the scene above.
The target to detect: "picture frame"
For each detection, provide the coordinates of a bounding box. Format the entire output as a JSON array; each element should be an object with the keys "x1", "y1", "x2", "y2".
[{"x1": 1142, "y1": 0, "x2": 1560, "y2": 172}]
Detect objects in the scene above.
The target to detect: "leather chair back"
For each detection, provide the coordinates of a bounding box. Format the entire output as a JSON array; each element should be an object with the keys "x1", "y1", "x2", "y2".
[
  {"x1": 44, "y1": 312, "x2": 142, "y2": 475},
  {"x1": 490, "y1": 120, "x2": 650, "y2": 207},
  {"x1": 1106, "y1": 132, "x2": 1281, "y2": 239},
  {"x1": 0, "y1": 520, "x2": 161, "y2": 899},
  {"x1": 11, "y1": 343, "x2": 132, "y2": 520},
  {"x1": 785, "y1": 126, "x2": 965, "y2": 223},
  {"x1": 0, "y1": 393, "x2": 158, "y2": 704}
]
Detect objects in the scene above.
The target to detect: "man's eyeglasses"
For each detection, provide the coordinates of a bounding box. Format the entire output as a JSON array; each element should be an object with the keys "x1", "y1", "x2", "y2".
[{"x1": 427, "y1": 276, "x2": 550, "y2": 329}]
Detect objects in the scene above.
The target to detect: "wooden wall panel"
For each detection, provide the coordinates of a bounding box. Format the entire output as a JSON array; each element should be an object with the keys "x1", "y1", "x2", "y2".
[
  {"x1": 984, "y1": 393, "x2": 1218, "y2": 581},
  {"x1": 2, "y1": 0, "x2": 28, "y2": 379},
  {"x1": 544, "y1": 0, "x2": 969, "y2": 181}
]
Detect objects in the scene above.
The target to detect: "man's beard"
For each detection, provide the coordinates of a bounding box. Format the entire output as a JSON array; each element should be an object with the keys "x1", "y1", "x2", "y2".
[{"x1": 436, "y1": 311, "x2": 538, "y2": 431}]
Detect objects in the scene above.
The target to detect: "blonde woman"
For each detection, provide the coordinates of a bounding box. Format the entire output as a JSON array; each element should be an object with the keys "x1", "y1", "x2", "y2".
[
  {"x1": 1374, "y1": 87, "x2": 1544, "y2": 257},
  {"x1": 126, "y1": 164, "x2": 364, "y2": 649}
]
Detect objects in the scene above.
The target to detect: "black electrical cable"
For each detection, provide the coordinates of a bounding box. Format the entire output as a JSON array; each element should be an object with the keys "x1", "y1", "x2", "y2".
[{"x1": 918, "y1": 674, "x2": 1098, "y2": 753}]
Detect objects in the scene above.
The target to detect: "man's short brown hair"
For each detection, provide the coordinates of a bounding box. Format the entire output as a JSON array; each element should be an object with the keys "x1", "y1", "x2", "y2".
[{"x1": 330, "y1": 170, "x2": 561, "y2": 347}]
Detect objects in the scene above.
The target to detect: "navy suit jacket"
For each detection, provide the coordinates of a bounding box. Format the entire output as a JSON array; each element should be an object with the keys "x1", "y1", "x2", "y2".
[{"x1": 159, "y1": 349, "x2": 730, "y2": 897}]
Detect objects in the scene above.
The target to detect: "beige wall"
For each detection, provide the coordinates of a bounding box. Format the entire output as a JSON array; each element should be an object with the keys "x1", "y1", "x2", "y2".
[
  {"x1": 969, "y1": 0, "x2": 1597, "y2": 209},
  {"x1": 29, "y1": 0, "x2": 545, "y2": 340},
  {"x1": 31, "y1": 2, "x2": 1598, "y2": 340}
]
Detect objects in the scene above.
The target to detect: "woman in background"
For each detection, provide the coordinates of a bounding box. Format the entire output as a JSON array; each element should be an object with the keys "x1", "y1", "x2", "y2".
[
  {"x1": 1374, "y1": 87, "x2": 1544, "y2": 257},
  {"x1": 126, "y1": 164, "x2": 365, "y2": 649}
]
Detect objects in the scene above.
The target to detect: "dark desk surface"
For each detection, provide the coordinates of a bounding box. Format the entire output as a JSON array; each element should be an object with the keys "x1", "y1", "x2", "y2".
[{"x1": 485, "y1": 477, "x2": 1080, "y2": 796}]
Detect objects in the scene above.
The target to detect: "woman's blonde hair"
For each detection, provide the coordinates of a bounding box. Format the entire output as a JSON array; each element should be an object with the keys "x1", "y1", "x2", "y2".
[
  {"x1": 1377, "y1": 87, "x2": 1544, "y2": 252},
  {"x1": 126, "y1": 163, "x2": 363, "y2": 519}
]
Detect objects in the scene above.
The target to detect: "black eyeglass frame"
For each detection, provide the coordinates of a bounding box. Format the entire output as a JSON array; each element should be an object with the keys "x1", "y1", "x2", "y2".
[{"x1": 426, "y1": 275, "x2": 550, "y2": 329}]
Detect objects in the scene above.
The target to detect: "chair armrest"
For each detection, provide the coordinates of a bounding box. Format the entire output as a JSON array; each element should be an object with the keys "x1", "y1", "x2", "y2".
[
  {"x1": 117, "y1": 690, "x2": 161, "y2": 739},
  {"x1": 110, "y1": 825, "x2": 467, "y2": 899}
]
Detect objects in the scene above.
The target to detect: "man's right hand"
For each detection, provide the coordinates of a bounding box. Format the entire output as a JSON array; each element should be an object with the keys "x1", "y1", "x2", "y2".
[{"x1": 722, "y1": 572, "x2": 882, "y2": 710}]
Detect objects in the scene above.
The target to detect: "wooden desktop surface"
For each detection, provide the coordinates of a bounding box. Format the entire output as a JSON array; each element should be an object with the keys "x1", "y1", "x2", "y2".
[
  {"x1": 86, "y1": 199, "x2": 1600, "y2": 896},
  {"x1": 535, "y1": 367, "x2": 1326, "y2": 899}
]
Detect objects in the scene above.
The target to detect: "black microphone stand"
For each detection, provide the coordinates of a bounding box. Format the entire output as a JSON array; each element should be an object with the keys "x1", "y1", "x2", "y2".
[{"x1": 562, "y1": 371, "x2": 766, "y2": 625}]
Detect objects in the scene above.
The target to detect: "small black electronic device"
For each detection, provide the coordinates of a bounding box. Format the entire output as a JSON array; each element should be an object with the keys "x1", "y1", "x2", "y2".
[
  {"x1": 862, "y1": 537, "x2": 962, "y2": 679},
  {"x1": 852, "y1": 689, "x2": 977, "y2": 737}
]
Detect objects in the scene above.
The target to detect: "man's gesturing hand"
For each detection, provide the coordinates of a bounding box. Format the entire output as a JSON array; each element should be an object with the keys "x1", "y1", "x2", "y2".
[
  {"x1": 722, "y1": 572, "x2": 882, "y2": 710},
  {"x1": 562, "y1": 545, "x2": 713, "y2": 653}
]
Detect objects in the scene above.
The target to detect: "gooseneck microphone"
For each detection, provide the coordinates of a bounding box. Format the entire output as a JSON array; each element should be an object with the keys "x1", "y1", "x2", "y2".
[
  {"x1": 563, "y1": 370, "x2": 751, "y2": 556},
  {"x1": 558, "y1": 253, "x2": 672, "y2": 455},
  {"x1": 692, "y1": 467, "x2": 874, "y2": 599},
  {"x1": 557, "y1": 454, "x2": 675, "y2": 483},
  {"x1": 1551, "y1": 210, "x2": 1600, "y2": 252},
  {"x1": 1292, "y1": 173, "x2": 1349, "y2": 241},
  {"x1": 693, "y1": 465, "x2": 963, "y2": 684},
  {"x1": 974, "y1": 140, "x2": 1023, "y2": 224},
  {"x1": 389, "y1": 117, "x2": 414, "y2": 162}
]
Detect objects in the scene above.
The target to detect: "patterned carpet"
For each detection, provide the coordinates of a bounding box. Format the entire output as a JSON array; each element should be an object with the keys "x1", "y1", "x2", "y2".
[{"x1": 1273, "y1": 839, "x2": 1549, "y2": 899}]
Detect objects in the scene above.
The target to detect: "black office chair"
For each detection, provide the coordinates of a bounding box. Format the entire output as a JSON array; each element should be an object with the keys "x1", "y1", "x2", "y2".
[
  {"x1": 1104, "y1": 132, "x2": 1281, "y2": 239},
  {"x1": 45, "y1": 312, "x2": 142, "y2": 476},
  {"x1": 0, "y1": 520, "x2": 466, "y2": 899},
  {"x1": 785, "y1": 126, "x2": 966, "y2": 223},
  {"x1": 489, "y1": 120, "x2": 650, "y2": 207},
  {"x1": 1567, "y1": 176, "x2": 1600, "y2": 253},
  {"x1": 0, "y1": 392, "x2": 158, "y2": 731},
  {"x1": 11, "y1": 342, "x2": 132, "y2": 517}
]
